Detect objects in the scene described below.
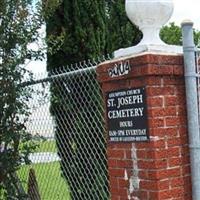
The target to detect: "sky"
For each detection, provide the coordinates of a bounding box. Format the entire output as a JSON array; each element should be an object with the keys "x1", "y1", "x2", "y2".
[
  {"x1": 27, "y1": 0, "x2": 200, "y2": 74},
  {"x1": 170, "y1": 0, "x2": 200, "y2": 30}
]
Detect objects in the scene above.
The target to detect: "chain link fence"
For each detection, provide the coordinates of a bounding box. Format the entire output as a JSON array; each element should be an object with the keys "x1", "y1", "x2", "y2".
[{"x1": 18, "y1": 57, "x2": 111, "y2": 200}]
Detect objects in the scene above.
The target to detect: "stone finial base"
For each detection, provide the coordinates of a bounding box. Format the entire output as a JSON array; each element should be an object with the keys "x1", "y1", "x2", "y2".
[{"x1": 114, "y1": 44, "x2": 183, "y2": 58}]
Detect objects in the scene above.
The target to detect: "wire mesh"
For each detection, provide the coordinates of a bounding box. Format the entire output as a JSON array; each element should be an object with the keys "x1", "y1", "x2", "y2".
[{"x1": 18, "y1": 57, "x2": 111, "y2": 200}]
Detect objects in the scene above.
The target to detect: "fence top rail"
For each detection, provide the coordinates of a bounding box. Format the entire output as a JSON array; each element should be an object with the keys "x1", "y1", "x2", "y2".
[
  {"x1": 19, "y1": 54, "x2": 112, "y2": 87},
  {"x1": 20, "y1": 65, "x2": 98, "y2": 87}
]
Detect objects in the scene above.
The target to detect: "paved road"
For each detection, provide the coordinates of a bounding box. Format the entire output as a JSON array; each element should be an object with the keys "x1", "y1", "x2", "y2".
[{"x1": 29, "y1": 152, "x2": 60, "y2": 164}]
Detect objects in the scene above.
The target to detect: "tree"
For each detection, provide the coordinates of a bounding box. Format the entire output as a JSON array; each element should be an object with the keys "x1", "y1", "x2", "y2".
[
  {"x1": 0, "y1": 0, "x2": 44, "y2": 199},
  {"x1": 105, "y1": 0, "x2": 142, "y2": 53},
  {"x1": 45, "y1": 0, "x2": 107, "y2": 69},
  {"x1": 44, "y1": 0, "x2": 142, "y2": 69},
  {"x1": 160, "y1": 22, "x2": 182, "y2": 45},
  {"x1": 160, "y1": 22, "x2": 200, "y2": 46}
]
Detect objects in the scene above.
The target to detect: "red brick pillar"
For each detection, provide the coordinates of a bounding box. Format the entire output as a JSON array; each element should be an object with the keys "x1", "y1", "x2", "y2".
[{"x1": 97, "y1": 54, "x2": 192, "y2": 200}]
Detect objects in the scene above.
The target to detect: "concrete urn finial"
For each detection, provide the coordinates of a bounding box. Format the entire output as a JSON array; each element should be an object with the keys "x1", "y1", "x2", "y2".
[
  {"x1": 114, "y1": 0, "x2": 182, "y2": 57},
  {"x1": 125, "y1": 0, "x2": 174, "y2": 46}
]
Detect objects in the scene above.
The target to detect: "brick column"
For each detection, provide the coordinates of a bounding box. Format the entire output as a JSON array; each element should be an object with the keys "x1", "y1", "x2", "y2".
[{"x1": 97, "y1": 53, "x2": 192, "y2": 200}]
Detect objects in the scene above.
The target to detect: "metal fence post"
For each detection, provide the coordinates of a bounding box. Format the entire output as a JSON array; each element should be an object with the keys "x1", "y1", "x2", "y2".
[{"x1": 182, "y1": 20, "x2": 200, "y2": 200}]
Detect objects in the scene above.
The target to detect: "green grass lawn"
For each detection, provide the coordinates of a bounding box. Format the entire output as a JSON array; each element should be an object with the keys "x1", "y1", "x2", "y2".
[
  {"x1": 35, "y1": 140, "x2": 57, "y2": 153},
  {"x1": 18, "y1": 162, "x2": 71, "y2": 200},
  {"x1": 18, "y1": 140, "x2": 70, "y2": 199}
]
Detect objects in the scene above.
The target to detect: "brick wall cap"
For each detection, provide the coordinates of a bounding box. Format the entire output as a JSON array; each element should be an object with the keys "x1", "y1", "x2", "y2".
[
  {"x1": 99, "y1": 51, "x2": 183, "y2": 68},
  {"x1": 114, "y1": 44, "x2": 183, "y2": 58}
]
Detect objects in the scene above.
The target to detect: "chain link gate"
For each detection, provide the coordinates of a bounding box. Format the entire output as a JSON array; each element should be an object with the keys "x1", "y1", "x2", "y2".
[{"x1": 18, "y1": 59, "x2": 111, "y2": 200}]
